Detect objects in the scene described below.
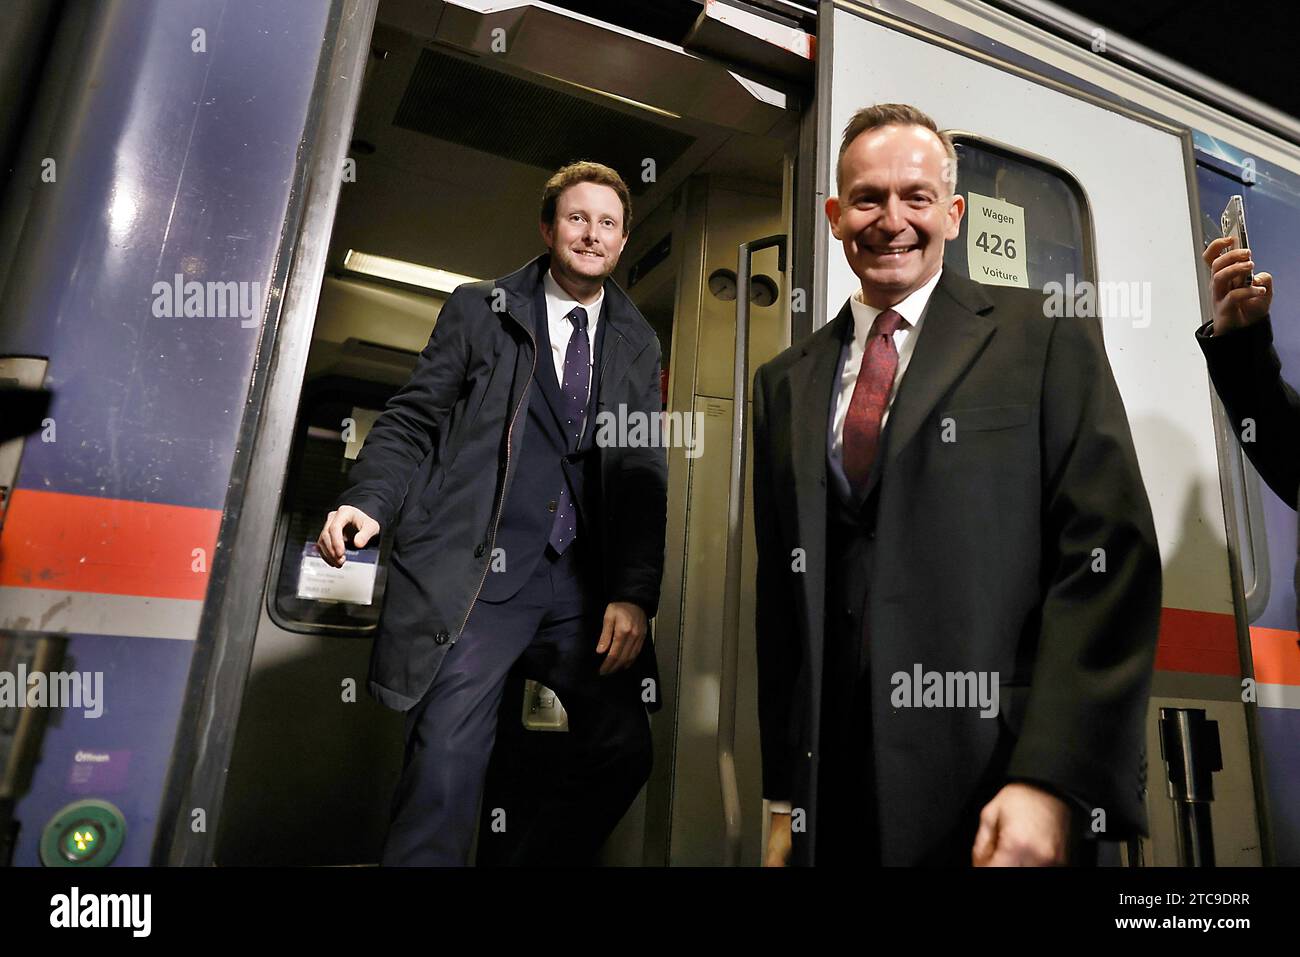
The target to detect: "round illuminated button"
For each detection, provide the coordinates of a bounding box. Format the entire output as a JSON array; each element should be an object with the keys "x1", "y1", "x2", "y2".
[
  {"x1": 60, "y1": 820, "x2": 105, "y2": 862},
  {"x1": 40, "y1": 800, "x2": 126, "y2": 867}
]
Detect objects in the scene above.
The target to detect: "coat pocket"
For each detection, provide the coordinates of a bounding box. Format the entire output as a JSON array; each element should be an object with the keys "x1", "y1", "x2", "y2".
[{"x1": 941, "y1": 403, "x2": 1031, "y2": 432}]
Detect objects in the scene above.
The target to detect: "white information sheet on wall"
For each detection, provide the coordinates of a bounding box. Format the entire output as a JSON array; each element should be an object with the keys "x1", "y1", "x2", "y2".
[
  {"x1": 297, "y1": 542, "x2": 377, "y2": 604},
  {"x1": 966, "y1": 192, "x2": 1028, "y2": 288}
]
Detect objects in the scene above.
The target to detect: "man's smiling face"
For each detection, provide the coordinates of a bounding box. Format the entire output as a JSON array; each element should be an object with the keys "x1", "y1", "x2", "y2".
[
  {"x1": 827, "y1": 123, "x2": 964, "y2": 308},
  {"x1": 540, "y1": 181, "x2": 627, "y2": 289}
]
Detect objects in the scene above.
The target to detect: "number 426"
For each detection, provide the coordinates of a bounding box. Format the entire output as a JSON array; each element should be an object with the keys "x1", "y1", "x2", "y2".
[{"x1": 975, "y1": 232, "x2": 1018, "y2": 259}]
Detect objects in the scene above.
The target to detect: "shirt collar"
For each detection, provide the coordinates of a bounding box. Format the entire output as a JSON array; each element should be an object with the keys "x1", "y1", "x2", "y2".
[
  {"x1": 847, "y1": 266, "x2": 943, "y2": 347},
  {"x1": 544, "y1": 266, "x2": 604, "y2": 328}
]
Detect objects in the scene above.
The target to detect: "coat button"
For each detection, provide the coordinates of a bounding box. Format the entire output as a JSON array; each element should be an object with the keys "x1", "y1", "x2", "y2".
[
  {"x1": 474, "y1": 543, "x2": 485, "y2": 558},
  {"x1": 547, "y1": 500, "x2": 558, "y2": 512},
  {"x1": 434, "y1": 630, "x2": 450, "y2": 646}
]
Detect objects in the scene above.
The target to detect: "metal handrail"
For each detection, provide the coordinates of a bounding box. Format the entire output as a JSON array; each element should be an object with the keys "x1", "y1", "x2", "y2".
[{"x1": 719, "y1": 233, "x2": 786, "y2": 866}]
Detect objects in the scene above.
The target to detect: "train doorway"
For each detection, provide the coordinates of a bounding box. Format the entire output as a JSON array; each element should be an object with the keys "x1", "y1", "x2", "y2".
[{"x1": 212, "y1": 0, "x2": 803, "y2": 865}]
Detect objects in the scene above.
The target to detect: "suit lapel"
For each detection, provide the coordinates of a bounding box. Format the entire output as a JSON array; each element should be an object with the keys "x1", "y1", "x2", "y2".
[
  {"x1": 595, "y1": 321, "x2": 628, "y2": 409},
  {"x1": 530, "y1": 279, "x2": 575, "y2": 437},
  {"x1": 785, "y1": 301, "x2": 852, "y2": 630},
  {"x1": 861, "y1": 271, "x2": 996, "y2": 500},
  {"x1": 595, "y1": 281, "x2": 646, "y2": 411},
  {"x1": 498, "y1": 255, "x2": 649, "y2": 431}
]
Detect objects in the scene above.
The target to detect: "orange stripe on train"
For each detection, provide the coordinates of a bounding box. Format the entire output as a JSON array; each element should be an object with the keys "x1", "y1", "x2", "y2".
[
  {"x1": 1249, "y1": 625, "x2": 1300, "y2": 686},
  {"x1": 0, "y1": 489, "x2": 219, "y2": 600},
  {"x1": 0, "y1": 489, "x2": 1296, "y2": 687}
]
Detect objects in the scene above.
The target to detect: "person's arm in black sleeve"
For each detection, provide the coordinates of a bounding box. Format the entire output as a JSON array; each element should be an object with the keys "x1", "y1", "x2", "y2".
[
  {"x1": 1196, "y1": 315, "x2": 1300, "y2": 508},
  {"x1": 1007, "y1": 311, "x2": 1163, "y2": 840},
  {"x1": 331, "y1": 286, "x2": 475, "y2": 531},
  {"x1": 751, "y1": 362, "x2": 800, "y2": 808},
  {"x1": 1197, "y1": 236, "x2": 1297, "y2": 507}
]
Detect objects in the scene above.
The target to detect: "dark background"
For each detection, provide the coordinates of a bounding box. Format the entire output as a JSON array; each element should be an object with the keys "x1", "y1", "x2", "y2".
[{"x1": 547, "y1": 0, "x2": 1300, "y2": 123}]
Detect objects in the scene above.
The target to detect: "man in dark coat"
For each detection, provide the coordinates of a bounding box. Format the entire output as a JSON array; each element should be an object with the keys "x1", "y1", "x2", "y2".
[
  {"x1": 753, "y1": 104, "x2": 1162, "y2": 866},
  {"x1": 317, "y1": 161, "x2": 667, "y2": 865}
]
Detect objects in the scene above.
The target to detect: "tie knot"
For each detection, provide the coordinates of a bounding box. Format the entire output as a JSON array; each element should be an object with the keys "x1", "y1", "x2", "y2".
[
  {"x1": 872, "y1": 308, "x2": 904, "y2": 338},
  {"x1": 568, "y1": 306, "x2": 589, "y2": 332}
]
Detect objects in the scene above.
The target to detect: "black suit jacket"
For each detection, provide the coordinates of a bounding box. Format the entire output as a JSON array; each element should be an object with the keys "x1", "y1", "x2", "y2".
[
  {"x1": 752, "y1": 269, "x2": 1162, "y2": 864},
  {"x1": 333, "y1": 254, "x2": 667, "y2": 712}
]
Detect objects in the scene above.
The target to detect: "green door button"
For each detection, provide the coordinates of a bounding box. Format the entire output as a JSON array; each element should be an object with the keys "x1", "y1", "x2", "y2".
[{"x1": 40, "y1": 799, "x2": 126, "y2": 867}]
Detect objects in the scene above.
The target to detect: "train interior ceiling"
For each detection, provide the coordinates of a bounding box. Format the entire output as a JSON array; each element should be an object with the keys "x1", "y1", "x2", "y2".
[{"x1": 215, "y1": 1, "x2": 797, "y2": 865}]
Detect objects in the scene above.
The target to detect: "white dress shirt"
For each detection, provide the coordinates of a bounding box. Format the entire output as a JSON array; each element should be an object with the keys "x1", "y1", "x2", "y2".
[
  {"x1": 543, "y1": 267, "x2": 602, "y2": 398},
  {"x1": 826, "y1": 267, "x2": 943, "y2": 500}
]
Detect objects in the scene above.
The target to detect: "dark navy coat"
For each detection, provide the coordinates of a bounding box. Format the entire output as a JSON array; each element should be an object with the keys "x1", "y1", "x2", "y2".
[{"x1": 333, "y1": 253, "x2": 667, "y2": 712}]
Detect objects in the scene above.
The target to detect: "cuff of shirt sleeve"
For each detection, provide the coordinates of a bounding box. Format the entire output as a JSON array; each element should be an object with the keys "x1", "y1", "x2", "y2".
[{"x1": 767, "y1": 800, "x2": 793, "y2": 814}]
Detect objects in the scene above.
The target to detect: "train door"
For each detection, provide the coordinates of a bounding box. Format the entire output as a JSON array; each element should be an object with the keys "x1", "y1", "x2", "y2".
[
  {"x1": 0, "y1": 0, "x2": 342, "y2": 868},
  {"x1": 811, "y1": 2, "x2": 1264, "y2": 864},
  {"x1": 206, "y1": 0, "x2": 810, "y2": 865}
]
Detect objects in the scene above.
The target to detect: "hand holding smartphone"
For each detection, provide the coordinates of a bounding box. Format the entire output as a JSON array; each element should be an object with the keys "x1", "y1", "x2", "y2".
[{"x1": 1202, "y1": 194, "x2": 1272, "y2": 335}]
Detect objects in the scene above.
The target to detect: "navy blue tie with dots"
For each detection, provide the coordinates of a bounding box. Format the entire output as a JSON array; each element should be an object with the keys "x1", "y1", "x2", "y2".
[{"x1": 548, "y1": 305, "x2": 590, "y2": 554}]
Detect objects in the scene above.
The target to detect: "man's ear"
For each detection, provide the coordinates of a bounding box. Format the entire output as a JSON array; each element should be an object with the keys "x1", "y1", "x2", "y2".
[
  {"x1": 825, "y1": 196, "x2": 843, "y2": 240},
  {"x1": 944, "y1": 194, "x2": 965, "y2": 241},
  {"x1": 539, "y1": 219, "x2": 553, "y2": 248}
]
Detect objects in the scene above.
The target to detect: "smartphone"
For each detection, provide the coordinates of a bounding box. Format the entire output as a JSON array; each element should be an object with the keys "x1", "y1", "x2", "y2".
[{"x1": 1220, "y1": 195, "x2": 1255, "y2": 288}]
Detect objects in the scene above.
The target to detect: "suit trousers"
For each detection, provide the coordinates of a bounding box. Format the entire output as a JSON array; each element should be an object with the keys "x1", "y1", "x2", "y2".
[
  {"x1": 380, "y1": 541, "x2": 653, "y2": 866},
  {"x1": 816, "y1": 492, "x2": 882, "y2": 866}
]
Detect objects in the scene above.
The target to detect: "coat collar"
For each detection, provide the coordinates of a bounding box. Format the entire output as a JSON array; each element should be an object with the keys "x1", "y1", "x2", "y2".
[
  {"x1": 487, "y1": 253, "x2": 654, "y2": 400},
  {"x1": 865, "y1": 269, "x2": 994, "y2": 496},
  {"x1": 782, "y1": 269, "x2": 997, "y2": 503}
]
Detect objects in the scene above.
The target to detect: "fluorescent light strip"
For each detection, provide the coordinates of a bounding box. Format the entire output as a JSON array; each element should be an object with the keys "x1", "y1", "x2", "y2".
[
  {"x1": 343, "y1": 250, "x2": 478, "y2": 295},
  {"x1": 533, "y1": 71, "x2": 682, "y2": 119}
]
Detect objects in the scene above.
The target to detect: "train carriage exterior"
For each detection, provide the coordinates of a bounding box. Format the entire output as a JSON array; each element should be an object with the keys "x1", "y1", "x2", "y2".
[{"x1": 0, "y1": 0, "x2": 1297, "y2": 867}]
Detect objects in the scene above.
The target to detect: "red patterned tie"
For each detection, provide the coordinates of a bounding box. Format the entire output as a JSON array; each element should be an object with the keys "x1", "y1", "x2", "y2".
[{"x1": 842, "y1": 308, "x2": 904, "y2": 494}]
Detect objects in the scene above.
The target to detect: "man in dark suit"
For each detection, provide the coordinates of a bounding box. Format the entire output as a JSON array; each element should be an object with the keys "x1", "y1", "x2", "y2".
[
  {"x1": 317, "y1": 161, "x2": 666, "y2": 866},
  {"x1": 753, "y1": 103, "x2": 1162, "y2": 866}
]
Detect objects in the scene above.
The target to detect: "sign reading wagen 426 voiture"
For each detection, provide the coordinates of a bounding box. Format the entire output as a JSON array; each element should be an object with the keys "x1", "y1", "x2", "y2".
[{"x1": 966, "y1": 192, "x2": 1028, "y2": 288}]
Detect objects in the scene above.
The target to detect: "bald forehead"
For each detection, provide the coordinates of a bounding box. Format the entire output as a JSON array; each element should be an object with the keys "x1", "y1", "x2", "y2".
[{"x1": 838, "y1": 123, "x2": 953, "y2": 196}]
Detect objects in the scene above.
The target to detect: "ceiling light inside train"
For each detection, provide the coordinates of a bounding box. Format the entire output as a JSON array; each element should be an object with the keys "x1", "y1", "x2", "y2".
[{"x1": 342, "y1": 250, "x2": 479, "y2": 295}]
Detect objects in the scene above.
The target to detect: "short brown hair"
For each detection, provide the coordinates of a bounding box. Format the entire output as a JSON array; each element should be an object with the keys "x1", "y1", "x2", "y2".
[
  {"x1": 540, "y1": 161, "x2": 632, "y2": 236},
  {"x1": 836, "y1": 103, "x2": 957, "y2": 196}
]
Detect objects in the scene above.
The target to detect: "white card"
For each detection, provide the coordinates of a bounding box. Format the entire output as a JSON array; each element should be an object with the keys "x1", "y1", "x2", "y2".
[
  {"x1": 297, "y1": 542, "x2": 377, "y2": 604},
  {"x1": 966, "y1": 191, "x2": 1029, "y2": 288}
]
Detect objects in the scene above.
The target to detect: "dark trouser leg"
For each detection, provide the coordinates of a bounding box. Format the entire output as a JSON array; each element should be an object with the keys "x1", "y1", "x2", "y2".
[
  {"x1": 380, "y1": 590, "x2": 546, "y2": 866},
  {"x1": 509, "y1": 545, "x2": 653, "y2": 866},
  {"x1": 815, "y1": 671, "x2": 880, "y2": 867}
]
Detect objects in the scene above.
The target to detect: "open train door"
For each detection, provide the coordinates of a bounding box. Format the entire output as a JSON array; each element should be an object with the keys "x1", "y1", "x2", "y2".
[{"x1": 800, "y1": 1, "x2": 1267, "y2": 864}]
